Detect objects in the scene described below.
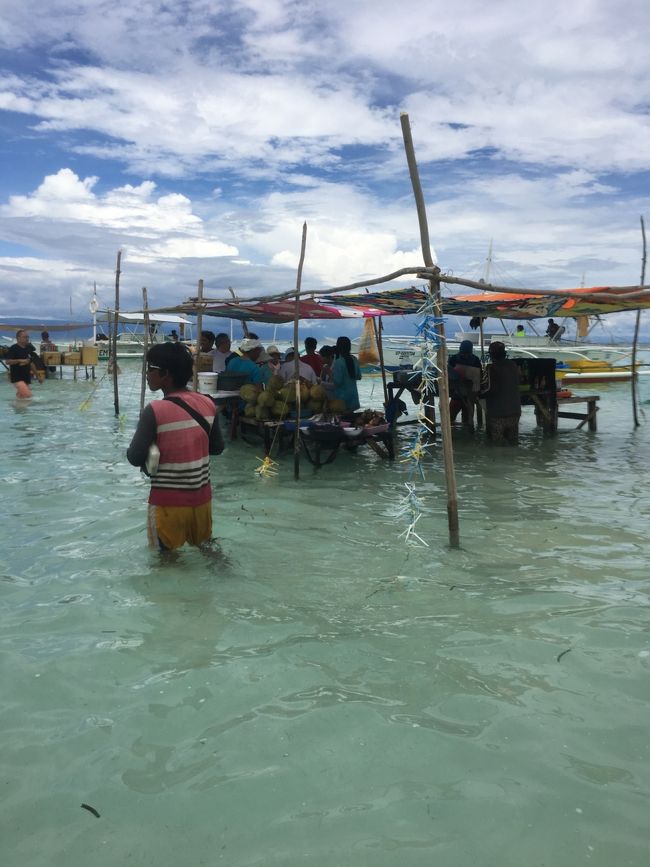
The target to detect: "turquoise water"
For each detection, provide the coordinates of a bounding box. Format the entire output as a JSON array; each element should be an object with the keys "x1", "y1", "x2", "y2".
[{"x1": 2, "y1": 364, "x2": 650, "y2": 866}]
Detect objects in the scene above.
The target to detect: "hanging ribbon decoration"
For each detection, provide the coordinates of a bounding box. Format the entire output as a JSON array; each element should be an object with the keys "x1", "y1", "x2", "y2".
[{"x1": 396, "y1": 292, "x2": 445, "y2": 544}]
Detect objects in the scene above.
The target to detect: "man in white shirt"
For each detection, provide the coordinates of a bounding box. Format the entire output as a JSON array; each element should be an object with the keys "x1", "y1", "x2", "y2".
[
  {"x1": 212, "y1": 333, "x2": 236, "y2": 373},
  {"x1": 279, "y1": 348, "x2": 317, "y2": 384}
]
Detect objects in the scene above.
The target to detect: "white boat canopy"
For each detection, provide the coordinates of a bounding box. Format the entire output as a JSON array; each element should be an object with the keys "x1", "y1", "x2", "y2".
[{"x1": 98, "y1": 312, "x2": 192, "y2": 325}]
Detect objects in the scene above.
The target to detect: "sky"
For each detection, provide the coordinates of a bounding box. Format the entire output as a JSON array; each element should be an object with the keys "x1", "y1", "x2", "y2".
[{"x1": 1, "y1": 0, "x2": 649, "y2": 339}]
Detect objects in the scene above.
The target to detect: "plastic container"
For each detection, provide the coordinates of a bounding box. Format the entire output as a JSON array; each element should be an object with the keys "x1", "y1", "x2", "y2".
[{"x1": 197, "y1": 372, "x2": 218, "y2": 395}]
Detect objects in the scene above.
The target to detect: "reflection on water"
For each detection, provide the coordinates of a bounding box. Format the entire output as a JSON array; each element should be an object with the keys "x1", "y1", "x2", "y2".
[{"x1": 1, "y1": 367, "x2": 649, "y2": 866}]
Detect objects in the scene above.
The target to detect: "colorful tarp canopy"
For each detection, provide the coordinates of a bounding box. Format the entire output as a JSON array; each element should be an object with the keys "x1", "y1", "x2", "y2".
[{"x1": 189, "y1": 284, "x2": 650, "y2": 323}]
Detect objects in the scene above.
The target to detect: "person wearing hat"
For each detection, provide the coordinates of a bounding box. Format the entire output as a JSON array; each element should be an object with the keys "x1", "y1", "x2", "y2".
[
  {"x1": 480, "y1": 341, "x2": 521, "y2": 444},
  {"x1": 257, "y1": 345, "x2": 282, "y2": 384},
  {"x1": 225, "y1": 338, "x2": 265, "y2": 384}
]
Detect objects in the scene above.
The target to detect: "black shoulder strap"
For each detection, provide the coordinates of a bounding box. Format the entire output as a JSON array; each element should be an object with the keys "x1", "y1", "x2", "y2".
[{"x1": 164, "y1": 395, "x2": 211, "y2": 437}]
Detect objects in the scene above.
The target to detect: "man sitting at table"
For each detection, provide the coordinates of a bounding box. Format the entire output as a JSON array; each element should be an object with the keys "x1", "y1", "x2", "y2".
[
  {"x1": 225, "y1": 338, "x2": 265, "y2": 384},
  {"x1": 279, "y1": 348, "x2": 318, "y2": 384}
]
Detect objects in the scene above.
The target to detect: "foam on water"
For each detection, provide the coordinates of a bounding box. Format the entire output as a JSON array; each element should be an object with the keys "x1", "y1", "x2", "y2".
[{"x1": 2, "y1": 364, "x2": 650, "y2": 866}]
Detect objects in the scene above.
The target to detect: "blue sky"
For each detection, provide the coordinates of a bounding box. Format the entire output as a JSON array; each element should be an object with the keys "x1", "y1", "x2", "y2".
[{"x1": 1, "y1": 0, "x2": 649, "y2": 338}]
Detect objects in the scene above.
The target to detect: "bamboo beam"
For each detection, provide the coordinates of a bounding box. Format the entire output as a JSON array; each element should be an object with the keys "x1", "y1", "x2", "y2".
[
  {"x1": 631, "y1": 216, "x2": 646, "y2": 428},
  {"x1": 293, "y1": 223, "x2": 307, "y2": 480},
  {"x1": 400, "y1": 111, "x2": 459, "y2": 548}
]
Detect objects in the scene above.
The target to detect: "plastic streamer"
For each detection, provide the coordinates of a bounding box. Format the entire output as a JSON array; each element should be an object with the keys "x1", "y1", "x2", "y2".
[{"x1": 396, "y1": 291, "x2": 445, "y2": 545}]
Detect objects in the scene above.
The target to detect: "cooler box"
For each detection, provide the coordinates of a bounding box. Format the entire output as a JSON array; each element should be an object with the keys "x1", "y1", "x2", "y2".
[
  {"x1": 81, "y1": 346, "x2": 98, "y2": 364},
  {"x1": 62, "y1": 352, "x2": 81, "y2": 365},
  {"x1": 42, "y1": 351, "x2": 61, "y2": 365},
  {"x1": 216, "y1": 372, "x2": 248, "y2": 391}
]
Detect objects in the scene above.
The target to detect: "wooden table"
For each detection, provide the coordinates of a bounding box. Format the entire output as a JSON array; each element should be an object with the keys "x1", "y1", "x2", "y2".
[
  {"x1": 556, "y1": 394, "x2": 600, "y2": 431},
  {"x1": 55, "y1": 364, "x2": 96, "y2": 380},
  {"x1": 527, "y1": 391, "x2": 600, "y2": 432}
]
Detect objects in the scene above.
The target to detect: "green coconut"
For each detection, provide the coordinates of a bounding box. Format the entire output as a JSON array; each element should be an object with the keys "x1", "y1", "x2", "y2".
[
  {"x1": 240, "y1": 384, "x2": 258, "y2": 404},
  {"x1": 310, "y1": 384, "x2": 326, "y2": 401},
  {"x1": 307, "y1": 399, "x2": 323, "y2": 413},
  {"x1": 244, "y1": 403, "x2": 257, "y2": 418},
  {"x1": 255, "y1": 405, "x2": 270, "y2": 420},
  {"x1": 299, "y1": 383, "x2": 311, "y2": 402},
  {"x1": 279, "y1": 386, "x2": 296, "y2": 403},
  {"x1": 272, "y1": 401, "x2": 288, "y2": 418},
  {"x1": 257, "y1": 391, "x2": 274, "y2": 408},
  {"x1": 267, "y1": 374, "x2": 284, "y2": 393}
]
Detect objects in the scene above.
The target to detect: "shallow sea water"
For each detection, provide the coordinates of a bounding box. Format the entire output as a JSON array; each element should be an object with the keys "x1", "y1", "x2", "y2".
[{"x1": 2, "y1": 362, "x2": 650, "y2": 866}]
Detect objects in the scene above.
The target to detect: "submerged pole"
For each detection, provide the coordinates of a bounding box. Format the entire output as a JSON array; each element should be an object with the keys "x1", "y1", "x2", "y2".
[
  {"x1": 194, "y1": 278, "x2": 204, "y2": 393},
  {"x1": 631, "y1": 216, "x2": 646, "y2": 427},
  {"x1": 293, "y1": 222, "x2": 308, "y2": 481},
  {"x1": 112, "y1": 251, "x2": 121, "y2": 417},
  {"x1": 400, "y1": 112, "x2": 460, "y2": 547},
  {"x1": 140, "y1": 287, "x2": 149, "y2": 414}
]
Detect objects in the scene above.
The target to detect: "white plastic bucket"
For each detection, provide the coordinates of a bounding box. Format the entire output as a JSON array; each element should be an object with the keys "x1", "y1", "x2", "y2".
[{"x1": 197, "y1": 372, "x2": 218, "y2": 395}]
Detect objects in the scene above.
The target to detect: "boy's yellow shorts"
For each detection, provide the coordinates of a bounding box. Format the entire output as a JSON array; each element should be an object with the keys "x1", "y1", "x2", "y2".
[{"x1": 147, "y1": 502, "x2": 212, "y2": 550}]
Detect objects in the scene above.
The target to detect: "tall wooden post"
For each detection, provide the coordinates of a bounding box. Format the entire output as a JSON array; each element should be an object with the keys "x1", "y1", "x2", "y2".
[
  {"x1": 112, "y1": 250, "x2": 121, "y2": 417},
  {"x1": 194, "y1": 278, "x2": 204, "y2": 392},
  {"x1": 400, "y1": 112, "x2": 459, "y2": 547},
  {"x1": 293, "y1": 223, "x2": 308, "y2": 480},
  {"x1": 631, "y1": 216, "x2": 646, "y2": 427},
  {"x1": 140, "y1": 287, "x2": 149, "y2": 414}
]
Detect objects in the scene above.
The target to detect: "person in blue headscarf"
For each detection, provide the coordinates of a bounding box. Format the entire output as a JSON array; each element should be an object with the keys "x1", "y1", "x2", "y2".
[{"x1": 448, "y1": 339, "x2": 482, "y2": 425}]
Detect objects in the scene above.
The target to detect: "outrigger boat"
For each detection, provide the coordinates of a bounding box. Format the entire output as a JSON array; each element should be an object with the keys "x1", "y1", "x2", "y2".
[{"x1": 95, "y1": 312, "x2": 193, "y2": 359}]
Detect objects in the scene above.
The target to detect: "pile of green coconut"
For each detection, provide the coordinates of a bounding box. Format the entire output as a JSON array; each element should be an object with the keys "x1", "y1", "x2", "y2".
[{"x1": 240, "y1": 375, "x2": 347, "y2": 421}]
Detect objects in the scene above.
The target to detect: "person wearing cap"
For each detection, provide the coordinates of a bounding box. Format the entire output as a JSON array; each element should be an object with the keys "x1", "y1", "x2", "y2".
[
  {"x1": 225, "y1": 338, "x2": 265, "y2": 384},
  {"x1": 212, "y1": 333, "x2": 236, "y2": 373},
  {"x1": 480, "y1": 341, "x2": 521, "y2": 444},
  {"x1": 301, "y1": 336, "x2": 324, "y2": 377},
  {"x1": 279, "y1": 348, "x2": 317, "y2": 384}
]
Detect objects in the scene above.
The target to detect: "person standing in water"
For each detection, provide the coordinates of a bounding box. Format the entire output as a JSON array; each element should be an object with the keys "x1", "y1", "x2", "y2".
[
  {"x1": 332, "y1": 336, "x2": 362, "y2": 411},
  {"x1": 127, "y1": 342, "x2": 224, "y2": 550},
  {"x1": 5, "y1": 330, "x2": 36, "y2": 398}
]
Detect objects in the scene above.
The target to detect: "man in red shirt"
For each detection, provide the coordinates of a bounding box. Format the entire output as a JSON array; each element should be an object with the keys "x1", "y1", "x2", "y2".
[{"x1": 301, "y1": 336, "x2": 324, "y2": 377}]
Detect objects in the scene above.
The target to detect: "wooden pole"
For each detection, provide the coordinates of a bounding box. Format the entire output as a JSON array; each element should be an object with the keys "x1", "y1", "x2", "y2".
[
  {"x1": 631, "y1": 216, "x2": 647, "y2": 427},
  {"x1": 294, "y1": 223, "x2": 308, "y2": 480},
  {"x1": 374, "y1": 316, "x2": 389, "y2": 406},
  {"x1": 228, "y1": 287, "x2": 250, "y2": 337},
  {"x1": 194, "y1": 279, "x2": 204, "y2": 392},
  {"x1": 112, "y1": 250, "x2": 121, "y2": 417},
  {"x1": 140, "y1": 287, "x2": 149, "y2": 414},
  {"x1": 400, "y1": 112, "x2": 459, "y2": 547}
]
